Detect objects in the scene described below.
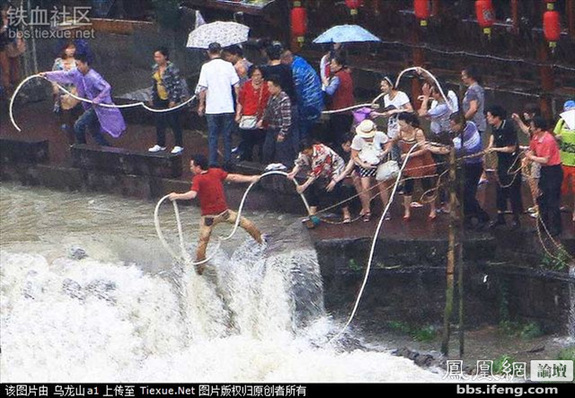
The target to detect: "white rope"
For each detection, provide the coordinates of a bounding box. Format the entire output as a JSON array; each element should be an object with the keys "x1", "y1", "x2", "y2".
[
  {"x1": 328, "y1": 142, "x2": 421, "y2": 344},
  {"x1": 10, "y1": 74, "x2": 197, "y2": 132},
  {"x1": 320, "y1": 66, "x2": 453, "y2": 117},
  {"x1": 396, "y1": 67, "x2": 456, "y2": 112},
  {"x1": 321, "y1": 102, "x2": 380, "y2": 115},
  {"x1": 154, "y1": 171, "x2": 311, "y2": 268}
]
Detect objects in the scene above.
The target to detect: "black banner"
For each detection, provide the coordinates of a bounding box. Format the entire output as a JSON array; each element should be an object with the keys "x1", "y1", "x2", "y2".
[{"x1": 2, "y1": 383, "x2": 575, "y2": 398}]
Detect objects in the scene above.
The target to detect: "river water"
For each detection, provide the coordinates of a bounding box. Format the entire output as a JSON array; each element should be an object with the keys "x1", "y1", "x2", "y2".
[{"x1": 0, "y1": 183, "x2": 442, "y2": 382}]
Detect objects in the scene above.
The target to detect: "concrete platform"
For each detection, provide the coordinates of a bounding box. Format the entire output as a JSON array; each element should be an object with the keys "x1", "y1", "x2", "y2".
[{"x1": 1, "y1": 98, "x2": 574, "y2": 333}]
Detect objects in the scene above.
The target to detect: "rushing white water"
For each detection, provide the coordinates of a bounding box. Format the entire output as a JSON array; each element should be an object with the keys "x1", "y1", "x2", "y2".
[{"x1": 0, "y1": 183, "x2": 442, "y2": 382}]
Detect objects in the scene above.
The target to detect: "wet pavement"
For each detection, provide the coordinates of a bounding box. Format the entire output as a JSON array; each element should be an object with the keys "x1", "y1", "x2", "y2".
[{"x1": 1, "y1": 98, "x2": 574, "y2": 245}]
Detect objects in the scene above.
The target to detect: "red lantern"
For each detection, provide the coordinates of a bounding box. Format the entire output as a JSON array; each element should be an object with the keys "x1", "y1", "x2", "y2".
[
  {"x1": 290, "y1": 4, "x2": 307, "y2": 44},
  {"x1": 543, "y1": 10, "x2": 561, "y2": 48},
  {"x1": 345, "y1": 0, "x2": 363, "y2": 16},
  {"x1": 475, "y1": 0, "x2": 495, "y2": 36},
  {"x1": 414, "y1": 0, "x2": 431, "y2": 27}
]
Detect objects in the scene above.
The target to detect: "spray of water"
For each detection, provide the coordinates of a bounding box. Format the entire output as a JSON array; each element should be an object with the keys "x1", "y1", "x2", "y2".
[
  {"x1": 0, "y1": 184, "x2": 441, "y2": 382},
  {"x1": 0, "y1": 241, "x2": 441, "y2": 382}
]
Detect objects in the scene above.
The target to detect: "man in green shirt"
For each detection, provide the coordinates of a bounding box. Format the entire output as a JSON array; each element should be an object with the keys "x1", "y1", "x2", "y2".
[{"x1": 554, "y1": 100, "x2": 575, "y2": 222}]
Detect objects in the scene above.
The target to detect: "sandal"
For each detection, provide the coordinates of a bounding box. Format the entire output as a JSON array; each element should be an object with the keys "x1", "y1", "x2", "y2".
[
  {"x1": 362, "y1": 212, "x2": 371, "y2": 222},
  {"x1": 403, "y1": 214, "x2": 411, "y2": 222},
  {"x1": 343, "y1": 216, "x2": 352, "y2": 224}
]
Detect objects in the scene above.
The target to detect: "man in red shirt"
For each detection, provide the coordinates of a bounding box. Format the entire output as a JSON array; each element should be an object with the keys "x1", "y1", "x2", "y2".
[
  {"x1": 525, "y1": 116, "x2": 563, "y2": 237},
  {"x1": 168, "y1": 154, "x2": 263, "y2": 274}
]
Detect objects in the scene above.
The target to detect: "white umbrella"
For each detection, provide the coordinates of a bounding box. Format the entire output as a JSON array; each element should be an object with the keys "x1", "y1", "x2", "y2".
[
  {"x1": 560, "y1": 109, "x2": 575, "y2": 130},
  {"x1": 313, "y1": 24, "x2": 381, "y2": 44},
  {"x1": 186, "y1": 21, "x2": 250, "y2": 49}
]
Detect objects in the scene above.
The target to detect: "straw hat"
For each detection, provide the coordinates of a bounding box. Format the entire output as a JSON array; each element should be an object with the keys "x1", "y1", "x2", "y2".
[{"x1": 355, "y1": 119, "x2": 378, "y2": 139}]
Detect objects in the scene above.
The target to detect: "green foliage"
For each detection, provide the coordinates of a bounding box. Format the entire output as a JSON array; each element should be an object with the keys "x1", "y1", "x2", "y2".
[
  {"x1": 386, "y1": 321, "x2": 437, "y2": 342},
  {"x1": 519, "y1": 322, "x2": 544, "y2": 340},
  {"x1": 412, "y1": 325, "x2": 437, "y2": 342},
  {"x1": 541, "y1": 251, "x2": 570, "y2": 271},
  {"x1": 556, "y1": 346, "x2": 575, "y2": 361},
  {"x1": 493, "y1": 355, "x2": 516, "y2": 375},
  {"x1": 386, "y1": 320, "x2": 411, "y2": 334},
  {"x1": 498, "y1": 320, "x2": 544, "y2": 340},
  {"x1": 556, "y1": 347, "x2": 575, "y2": 380},
  {"x1": 348, "y1": 258, "x2": 362, "y2": 272}
]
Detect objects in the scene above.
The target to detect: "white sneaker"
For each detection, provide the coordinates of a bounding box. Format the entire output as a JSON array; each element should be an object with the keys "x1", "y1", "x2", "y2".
[
  {"x1": 148, "y1": 145, "x2": 166, "y2": 153},
  {"x1": 171, "y1": 146, "x2": 184, "y2": 154}
]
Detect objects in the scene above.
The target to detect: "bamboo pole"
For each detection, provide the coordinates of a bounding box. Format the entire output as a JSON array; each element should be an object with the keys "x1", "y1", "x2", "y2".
[
  {"x1": 442, "y1": 147, "x2": 458, "y2": 356},
  {"x1": 457, "y1": 152, "x2": 465, "y2": 358}
]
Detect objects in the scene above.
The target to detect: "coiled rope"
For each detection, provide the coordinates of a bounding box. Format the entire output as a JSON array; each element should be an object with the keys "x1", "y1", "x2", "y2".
[{"x1": 153, "y1": 171, "x2": 311, "y2": 267}]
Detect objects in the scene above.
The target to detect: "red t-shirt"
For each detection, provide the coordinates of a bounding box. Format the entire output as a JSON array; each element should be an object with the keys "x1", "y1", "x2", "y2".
[
  {"x1": 529, "y1": 131, "x2": 562, "y2": 167},
  {"x1": 238, "y1": 80, "x2": 270, "y2": 117},
  {"x1": 191, "y1": 168, "x2": 229, "y2": 216}
]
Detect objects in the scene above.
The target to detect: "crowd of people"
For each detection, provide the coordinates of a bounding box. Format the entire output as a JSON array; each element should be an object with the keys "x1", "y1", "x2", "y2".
[
  {"x1": 4, "y1": 29, "x2": 574, "y2": 237},
  {"x1": 190, "y1": 39, "x2": 573, "y2": 237}
]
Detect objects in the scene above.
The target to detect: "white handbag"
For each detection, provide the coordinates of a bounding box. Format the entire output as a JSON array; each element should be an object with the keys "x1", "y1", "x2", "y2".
[
  {"x1": 238, "y1": 115, "x2": 258, "y2": 130},
  {"x1": 376, "y1": 160, "x2": 399, "y2": 181}
]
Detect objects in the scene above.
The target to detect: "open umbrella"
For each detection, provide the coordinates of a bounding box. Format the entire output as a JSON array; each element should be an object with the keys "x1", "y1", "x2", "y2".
[
  {"x1": 186, "y1": 21, "x2": 250, "y2": 49},
  {"x1": 313, "y1": 24, "x2": 381, "y2": 44},
  {"x1": 560, "y1": 109, "x2": 575, "y2": 130}
]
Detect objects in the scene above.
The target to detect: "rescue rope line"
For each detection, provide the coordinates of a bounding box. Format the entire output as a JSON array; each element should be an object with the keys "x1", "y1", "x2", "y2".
[
  {"x1": 10, "y1": 74, "x2": 197, "y2": 132},
  {"x1": 328, "y1": 142, "x2": 420, "y2": 344},
  {"x1": 154, "y1": 171, "x2": 311, "y2": 268}
]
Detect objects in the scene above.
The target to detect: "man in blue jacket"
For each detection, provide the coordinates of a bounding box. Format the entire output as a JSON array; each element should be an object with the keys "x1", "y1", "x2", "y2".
[{"x1": 281, "y1": 49, "x2": 324, "y2": 142}]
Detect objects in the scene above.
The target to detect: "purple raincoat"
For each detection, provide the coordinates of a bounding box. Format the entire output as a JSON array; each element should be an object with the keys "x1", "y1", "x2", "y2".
[{"x1": 45, "y1": 69, "x2": 126, "y2": 138}]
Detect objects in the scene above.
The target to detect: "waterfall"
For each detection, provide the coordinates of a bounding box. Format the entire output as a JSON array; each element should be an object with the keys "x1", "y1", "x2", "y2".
[{"x1": 0, "y1": 184, "x2": 441, "y2": 382}]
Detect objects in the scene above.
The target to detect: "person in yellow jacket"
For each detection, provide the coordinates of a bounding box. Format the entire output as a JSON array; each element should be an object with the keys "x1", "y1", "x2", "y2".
[{"x1": 554, "y1": 100, "x2": 575, "y2": 222}]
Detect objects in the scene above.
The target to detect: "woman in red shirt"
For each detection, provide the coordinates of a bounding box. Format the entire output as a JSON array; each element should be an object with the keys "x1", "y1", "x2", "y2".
[
  {"x1": 525, "y1": 116, "x2": 563, "y2": 237},
  {"x1": 235, "y1": 65, "x2": 270, "y2": 162}
]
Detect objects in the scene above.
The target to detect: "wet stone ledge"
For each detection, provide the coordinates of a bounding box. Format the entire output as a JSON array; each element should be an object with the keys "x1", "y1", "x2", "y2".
[
  {"x1": 0, "y1": 138, "x2": 49, "y2": 164},
  {"x1": 70, "y1": 144, "x2": 183, "y2": 178}
]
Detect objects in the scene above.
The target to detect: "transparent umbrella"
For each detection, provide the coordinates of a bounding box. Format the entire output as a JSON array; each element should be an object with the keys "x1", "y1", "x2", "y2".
[
  {"x1": 312, "y1": 24, "x2": 381, "y2": 44},
  {"x1": 186, "y1": 21, "x2": 250, "y2": 49}
]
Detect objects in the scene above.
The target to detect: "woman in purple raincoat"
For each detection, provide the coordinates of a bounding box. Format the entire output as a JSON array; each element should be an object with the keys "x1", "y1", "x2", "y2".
[{"x1": 40, "y1": 53, "x2": 125, "y2": 146}]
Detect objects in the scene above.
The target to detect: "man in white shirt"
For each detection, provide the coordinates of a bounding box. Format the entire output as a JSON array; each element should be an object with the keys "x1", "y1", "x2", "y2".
[{"x1": 196, "y1": 42, "x2": 240, "y2": 169}]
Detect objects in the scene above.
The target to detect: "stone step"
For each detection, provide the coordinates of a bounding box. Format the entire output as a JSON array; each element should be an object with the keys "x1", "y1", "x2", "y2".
[{"x1": 70, "y1": 144, "x2": 183, "y2": 178}]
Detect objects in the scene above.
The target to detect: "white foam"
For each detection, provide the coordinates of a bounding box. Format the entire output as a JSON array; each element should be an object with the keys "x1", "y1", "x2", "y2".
[{"x1": 0, "y1": 249, "x2": 441, "y2": 382}]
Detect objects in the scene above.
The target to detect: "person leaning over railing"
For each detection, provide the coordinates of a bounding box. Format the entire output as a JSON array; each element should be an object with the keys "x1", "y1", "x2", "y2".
[
  {"x1": 485, "y1": 105, "x2": 524, "y2": 230},
  {"x1": 525, "y1": 116, "x2": 564, "y2": 237},
  {"x1": 287, "y1": 139, "x2": 351, "y2": 223},
  {"x1": 426, "y1": 112, "x2": 490, "y2": 230},
  {"x1": 396, "y1": 112, "x2": 437, "y2": 221}
]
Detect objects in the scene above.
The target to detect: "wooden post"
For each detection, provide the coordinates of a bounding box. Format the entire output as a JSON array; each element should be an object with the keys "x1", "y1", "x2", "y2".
[
  {"x1": 411, "y1": 21, "x2": 425, "y2": 110},
  {"x1": 567, "y1": 0, "x2": 575, "y2": 40},
  {"x1": 442, "y1": 147, "x2": 458, "y2": 356},
  {"x1": 457, "y1": 155, "x2": 465, "y2": 358},
  {"x1": 537, "y1": 41, "x2": 555, "y2": 121},
  {"x1": 511, "y1": 0, "x2": 519, "y2": 35}
]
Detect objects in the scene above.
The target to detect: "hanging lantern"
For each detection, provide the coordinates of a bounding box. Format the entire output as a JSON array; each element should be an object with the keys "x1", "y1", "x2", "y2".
[
  {"x1": 475, "y1": 0, "x2": 495, "y2": 37},
  {"x1": 290, "y1": 2, "x2": 307, "y2": 44},
  {"x1": 414, "y1": 0, "x2": 431, "y2": 27},
  {"x1": 345, "y1": 0, "x2": 363, "y2": 16},
  {"x1": 545, "y1": 0, "x2": 556, "y2": 11},
  {"x1": 543, "y1": 10, "x2": 561, "y2": 48}
]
